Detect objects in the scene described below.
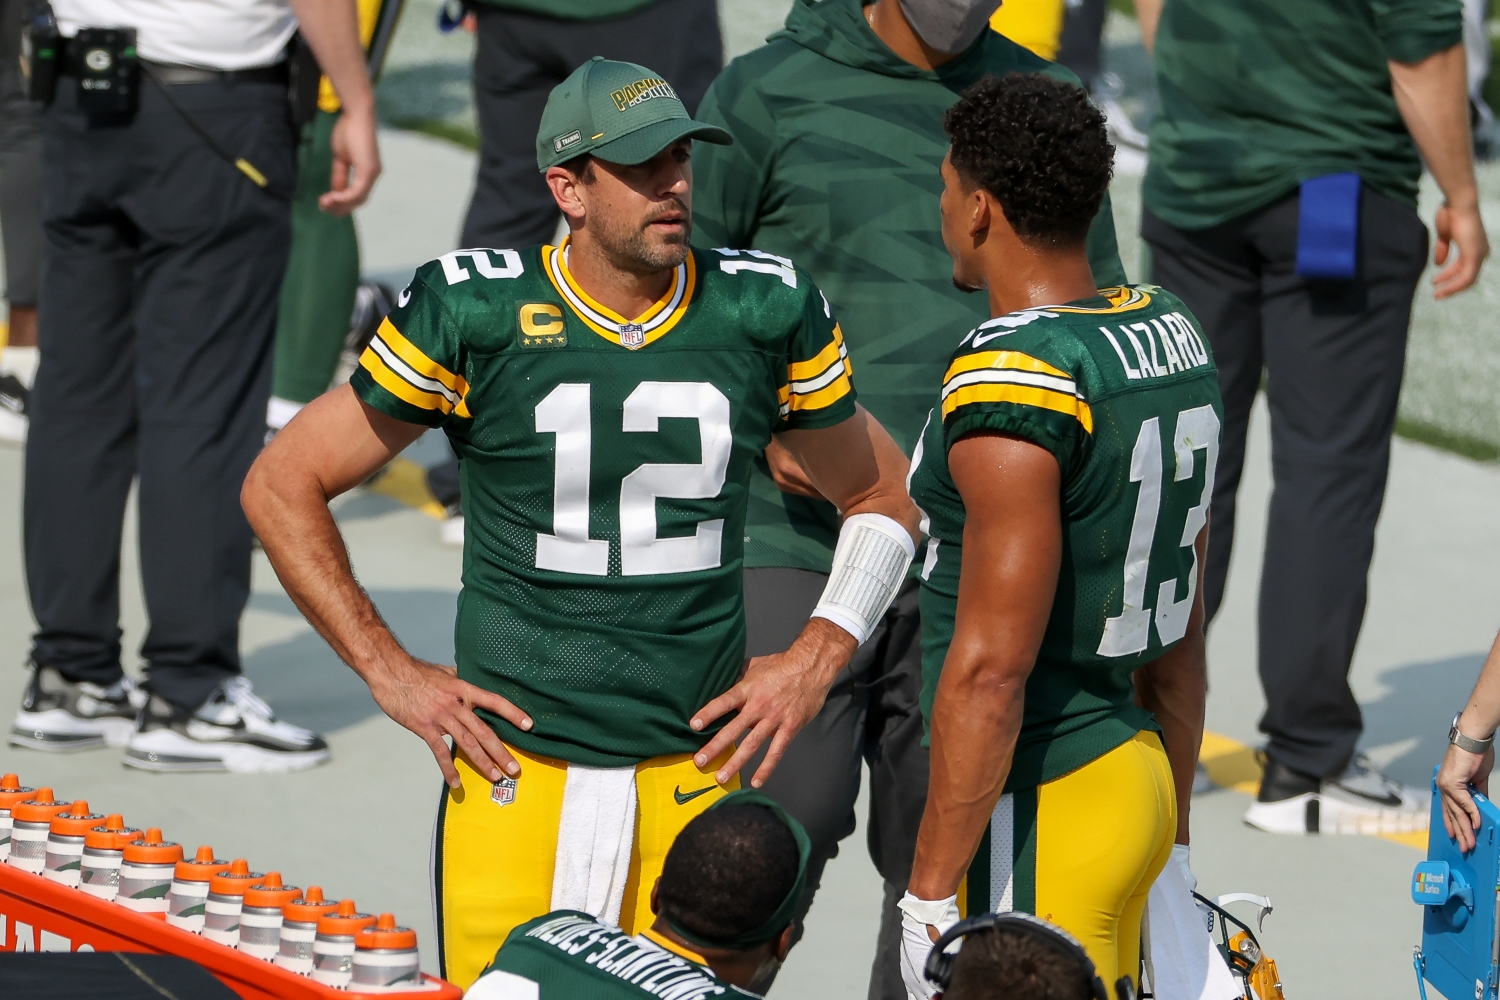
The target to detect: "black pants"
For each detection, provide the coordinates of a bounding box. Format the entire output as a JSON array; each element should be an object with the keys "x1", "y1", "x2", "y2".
[
  {"x1": 461, "y1": 0, "x2": 722, "y2": 248},
  {"x1": 744, "y1": 569, "x2": 927, "y2": 1000},
  {"x1": 25, "y1": 76, "x2": 295, "y2": 711},
  {"x1": 1142, "y1": 189, "x2": 1428, "y2": 778},
  {"x1": 0, "y1": 0, "x2": 42, "y2": 306}
]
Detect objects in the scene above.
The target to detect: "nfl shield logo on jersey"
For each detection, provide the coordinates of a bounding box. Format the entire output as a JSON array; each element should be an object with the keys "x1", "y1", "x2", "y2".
[
  {"x1": 491, "y1": 776, "x2": 518, "y2": 807},
  {"x1": 620, "y1": 323, "x2": 646, "y2": 349}
]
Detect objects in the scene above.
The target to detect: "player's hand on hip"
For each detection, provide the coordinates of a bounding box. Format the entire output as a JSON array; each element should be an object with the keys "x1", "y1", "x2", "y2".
[
  {"x1": 1437, "y1": 742, "x2": 1494, "y2": 852},
  {"x1": 367, "y1": 656, "x2": 532, "y2": 789},
  {"x1": 690, "y1": 617, "x2": 856, "y2": 788},
  {"x1": 321, "y1": 103, "x2": 382, "y2": 215},
  {"x1": 1433, "y1": 201, "x2": 1489, "y2": 299}
]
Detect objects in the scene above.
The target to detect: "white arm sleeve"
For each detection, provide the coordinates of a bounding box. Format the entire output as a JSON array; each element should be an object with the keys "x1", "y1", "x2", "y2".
[{"x1": 811, "y1": 512, "x2": 917, "y2": 645}]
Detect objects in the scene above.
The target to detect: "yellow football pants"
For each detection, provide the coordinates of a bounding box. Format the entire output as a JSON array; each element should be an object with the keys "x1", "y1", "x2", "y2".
[
  {"x1": 962, "y1": 731, "x2": 1177, "y2": 998},
  {"x1": 434, "y1": 745, "x2": 738, "y2": 989}
]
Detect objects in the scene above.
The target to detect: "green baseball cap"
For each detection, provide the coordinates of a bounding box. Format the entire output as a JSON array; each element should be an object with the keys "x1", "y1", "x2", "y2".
[{"x1": 536, "y1": 57, "x2": 732, "y2": 172}]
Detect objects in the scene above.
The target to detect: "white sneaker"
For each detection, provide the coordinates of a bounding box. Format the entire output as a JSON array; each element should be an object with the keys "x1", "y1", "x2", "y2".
[
  {"x1": 441, "y1": 514, "x2": 465, "y2": 547},
  {"x1": 9, "y1": 664, "x2": 143, "y2": 751},
  {"x1": 123, "y1": 677, "x2": 330, "y2": 773},
  {"x1": 1243, "y1": 753, "x2": 1428, "y2": 835}
]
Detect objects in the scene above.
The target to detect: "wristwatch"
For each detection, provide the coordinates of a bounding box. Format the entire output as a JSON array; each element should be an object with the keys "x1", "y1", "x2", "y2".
[{"x1": 1450, "y1": 714, "x2": 1496, "y2": 754}]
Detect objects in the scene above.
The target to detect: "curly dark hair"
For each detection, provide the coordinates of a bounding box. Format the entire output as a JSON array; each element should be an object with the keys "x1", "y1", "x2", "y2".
[
  {"x1": 943, "y1": 72, "x2": 1114, "y2": 249},
  {"x1": 945, "y1": 924, "x2": 1096, "y2": 1000},
  {"x1": 656, "y1": 803, "x2": 800, "y2": 946}
]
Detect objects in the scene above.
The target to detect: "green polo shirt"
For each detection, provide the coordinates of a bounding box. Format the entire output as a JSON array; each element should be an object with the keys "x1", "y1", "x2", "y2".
[{"x1": 1144, "y1": 0, "x2": 1463, "y2": 230}]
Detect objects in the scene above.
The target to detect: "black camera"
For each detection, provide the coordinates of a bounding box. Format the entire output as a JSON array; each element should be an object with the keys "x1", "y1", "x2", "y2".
[
  {"x1": 72, "y1": 26, "x2": 140, "y2": 116},
  {"x1": 18, "y1": 0, "x2": 61, "y2": 104}
]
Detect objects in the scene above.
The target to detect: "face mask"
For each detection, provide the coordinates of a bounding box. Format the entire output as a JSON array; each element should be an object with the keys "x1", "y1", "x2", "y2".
[{"x1": 896, "y1": 0, "x2": 1003, "y2": 54}]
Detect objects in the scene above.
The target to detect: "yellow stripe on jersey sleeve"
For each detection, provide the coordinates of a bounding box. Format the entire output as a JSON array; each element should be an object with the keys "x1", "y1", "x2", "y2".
[
  {"x1": 358, "y1": 320, "x2": 471, "y2": 418},
  {"x1": 942, "y1": 349, "x2": 1069, "y2": 387},
  {"x1": 942, "y1": 383, "x2": 1094, "y2": 434},
  {"x1": 360, "y1": 345, "x2": 450, "y2": 413},
  {"x1": 787, "y1": 324, "x2": 853, "y2": 413},
  {"x1": 374, "y1": 318, "x2": 468, "y2": 394}
]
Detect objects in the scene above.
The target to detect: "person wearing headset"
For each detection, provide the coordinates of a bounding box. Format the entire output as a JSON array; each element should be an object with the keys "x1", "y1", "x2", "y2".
[{"x1": 928, "y1": 913, "x2": 1126, "y2": 1000}]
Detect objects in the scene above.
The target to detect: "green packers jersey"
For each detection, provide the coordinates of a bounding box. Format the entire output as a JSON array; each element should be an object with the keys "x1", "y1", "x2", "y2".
[
  {"x1": 908, "y1": 285, "x2": 1223, "y2": 791},
  {"x1": 351, "y1": 242, "x2": 856, "y2": 766},
  {"x1": 473, "y1": 912, "x2": 756, "y2": 1000}
]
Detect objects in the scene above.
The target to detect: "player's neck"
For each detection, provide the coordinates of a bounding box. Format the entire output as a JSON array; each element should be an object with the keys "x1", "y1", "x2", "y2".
[
  {"x1": 645, "y1": 920, "x2": 776, "y2": 991},
  {"x1": 562, "y1": 231, "x2": 677, "y2": 321},
  {"x1": 983, "y1": 244, "x2": 1099, "y2": 317},
  {"x1": 865, "y1": 0, "x2": 959, "y2": 70}
]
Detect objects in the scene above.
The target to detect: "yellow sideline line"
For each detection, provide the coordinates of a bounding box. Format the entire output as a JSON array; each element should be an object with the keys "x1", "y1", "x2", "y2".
[
  {"x1": 1200, "y1": 730, "x2": 1426, "y2": 849},
  {"x1": 366, "y1": 456, "x2": 447, "y2": 520}
]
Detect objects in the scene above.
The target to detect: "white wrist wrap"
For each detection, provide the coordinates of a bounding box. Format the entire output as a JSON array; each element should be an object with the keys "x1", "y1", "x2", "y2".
[
  {"x1": 897, "y1": 891, "x2": 961, "y2": 929},
  {"x1": 811, "y1": 513, "x2": 916, "y2": 644}
]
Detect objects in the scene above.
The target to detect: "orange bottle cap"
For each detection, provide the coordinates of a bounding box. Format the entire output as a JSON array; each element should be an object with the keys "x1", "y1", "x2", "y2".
[
  {"x1": 0, "y1": 774, "x2": 34, "y2": 809},
  {"x1": 208, "y1": 859, "x2": 264, "y2": 895},
  {"x1": 174, "y1": 845, "x2": 230, "y2": 881},
  {"x1": 49, "y1": 801, "x2": 106, "y2": 836},
  {"x1": 283, "y1": 885, "x2": 339, "y2": 923},
  {"x1": 356, "y1": 912, "x2": 418, "y2": 950},
  {"x1": 244, "y1": 872, "x2": 301, "y2": 909},
  {"x1": 123, "y1": 828, "x2": 184, "y2": 865},
  {"x1": 317, "y1": 899, "x2": 377, "y2": 936},
  {"x1": 12, "y1": 789, "x2": 70, "y2": 823},
  {"x1": 84, "y1": 815, "x2": 141, "y2": 850}
]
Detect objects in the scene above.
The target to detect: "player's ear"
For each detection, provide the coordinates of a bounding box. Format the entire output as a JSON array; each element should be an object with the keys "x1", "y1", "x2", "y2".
[
  {"x1": 649, "y1": 878, "x2": 661, "y2": 915},
  {"x1": 773, "y1": 923, "x2": 794, "y2": 962},
  {"x1": 544, "y1": 165, "x2": 587, "y2": 226},
  {"x1": 969, "y1": 186, "x2": 992, "y2": 242}
]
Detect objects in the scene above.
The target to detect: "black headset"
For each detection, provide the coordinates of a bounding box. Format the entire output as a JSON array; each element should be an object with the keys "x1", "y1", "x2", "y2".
[{"x1": 924, "y1": 912, "x2": 1135, "y2": 1000}]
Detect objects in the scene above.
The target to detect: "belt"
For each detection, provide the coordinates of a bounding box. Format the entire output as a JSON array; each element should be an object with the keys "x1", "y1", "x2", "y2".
[{"x1": 140, "y1": 61, "x2": 288, "y2": 86}]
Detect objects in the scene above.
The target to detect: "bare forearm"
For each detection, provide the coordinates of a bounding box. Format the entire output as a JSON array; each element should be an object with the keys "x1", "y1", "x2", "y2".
[
  {"x1": 286, "y1": 0, "x2": 373, "y2": 112},
  {"x1": 1136, "y1": 633, "x2": 1206, "y2": 845},
  {"x1": 244, "y1": 468, "x2": 403, "y2": 681},
  {"x1": 1458, "y1": 630, "x2": 1500, "y2": 739},
  {"x1": 910, "y1": 671, "x2": 1024, "y2": 899},
  {"x1": 1391, "y1": 44, "x2": 1476, "y2": 210}
]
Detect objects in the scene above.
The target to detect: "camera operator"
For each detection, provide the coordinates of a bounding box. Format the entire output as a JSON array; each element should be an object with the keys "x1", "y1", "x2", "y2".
[{"x1": 8, "y1": 0, "x2": 379, "y2": 771}]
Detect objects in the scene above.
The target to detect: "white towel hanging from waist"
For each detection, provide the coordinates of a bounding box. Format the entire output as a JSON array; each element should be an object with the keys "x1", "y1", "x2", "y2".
[
  {"x1": 551, "y1": 763, "x2": 638, "y2": 926},
  {"x1": 1143, "y1": 861, "x2": 1240, "y2": 1000}
]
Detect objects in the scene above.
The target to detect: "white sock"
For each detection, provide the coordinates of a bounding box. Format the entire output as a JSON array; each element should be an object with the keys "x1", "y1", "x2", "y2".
[
  {"x1": 266, "y1": 396, "x2": 305, "y2": 430},
  {"x1": 2, "y1": 346, "x2": 38, "y2": 388}
]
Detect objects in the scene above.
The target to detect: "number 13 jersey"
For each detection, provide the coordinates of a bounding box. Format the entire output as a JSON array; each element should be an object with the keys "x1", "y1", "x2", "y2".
[
  {"x1": 350, "y1": 241, "x2": 856, "y2": 767},
  {"x1": 908, "y1": 285, "x2": 1223, "y2": 792}
]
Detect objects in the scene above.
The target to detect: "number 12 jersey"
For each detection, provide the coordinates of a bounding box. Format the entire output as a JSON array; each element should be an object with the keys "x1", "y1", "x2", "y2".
[
  {"x1": 351, "y1": 241, "x2": 856, "y2": 767},
  {"x1": 908, "y1": 285, "x2": 1223, "y2": 792}
]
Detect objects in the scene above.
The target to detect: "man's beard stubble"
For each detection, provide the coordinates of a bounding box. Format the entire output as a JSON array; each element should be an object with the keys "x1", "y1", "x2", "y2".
[{"x1": 598, "y1": 199, "x2": 692, "y2": 274}]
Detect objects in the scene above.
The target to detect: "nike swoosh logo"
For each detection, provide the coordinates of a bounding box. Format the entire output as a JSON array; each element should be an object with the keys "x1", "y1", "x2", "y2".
[
  {"x1": 971, "y1": 329, "x2": 1011, "y2": 347},
  {"x1": 673, "y1": 784, "x2": 716, "y2": 805}
]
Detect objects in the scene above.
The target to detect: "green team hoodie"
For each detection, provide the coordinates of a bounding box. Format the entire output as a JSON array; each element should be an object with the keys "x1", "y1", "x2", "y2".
[{"x1": 693, "y1": 0, "x2": 1127, "y2": 573}]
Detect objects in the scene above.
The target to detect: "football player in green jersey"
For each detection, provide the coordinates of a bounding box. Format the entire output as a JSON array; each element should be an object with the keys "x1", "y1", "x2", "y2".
[
  {"x1": 895, "y1": 75, "x2": 1220, "y2": 1000},
  {"x1": 242, "y1": 57, "x2": 920, "y2": 989},
  {"x1": 466, "y1": 790, "x2": 807, "y2": 1000}
]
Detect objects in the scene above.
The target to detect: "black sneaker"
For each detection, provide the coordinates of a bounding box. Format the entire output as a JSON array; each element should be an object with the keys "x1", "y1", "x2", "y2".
[
  {"x1": 122, "y1": 678, "x2": 330, "y2": 773},
  {"x1": 0, "y1": 373, "x2": 27, "y2": 444},
  {"x1": 0, "y1": 373, "x2": 26, "y2": 416},
  {"x1": 9, "y1": 664, "x2": 143, "y2": 752},
  {"x1": 1243, "y1": 752, "x2": 1427, "y2": 835}
]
